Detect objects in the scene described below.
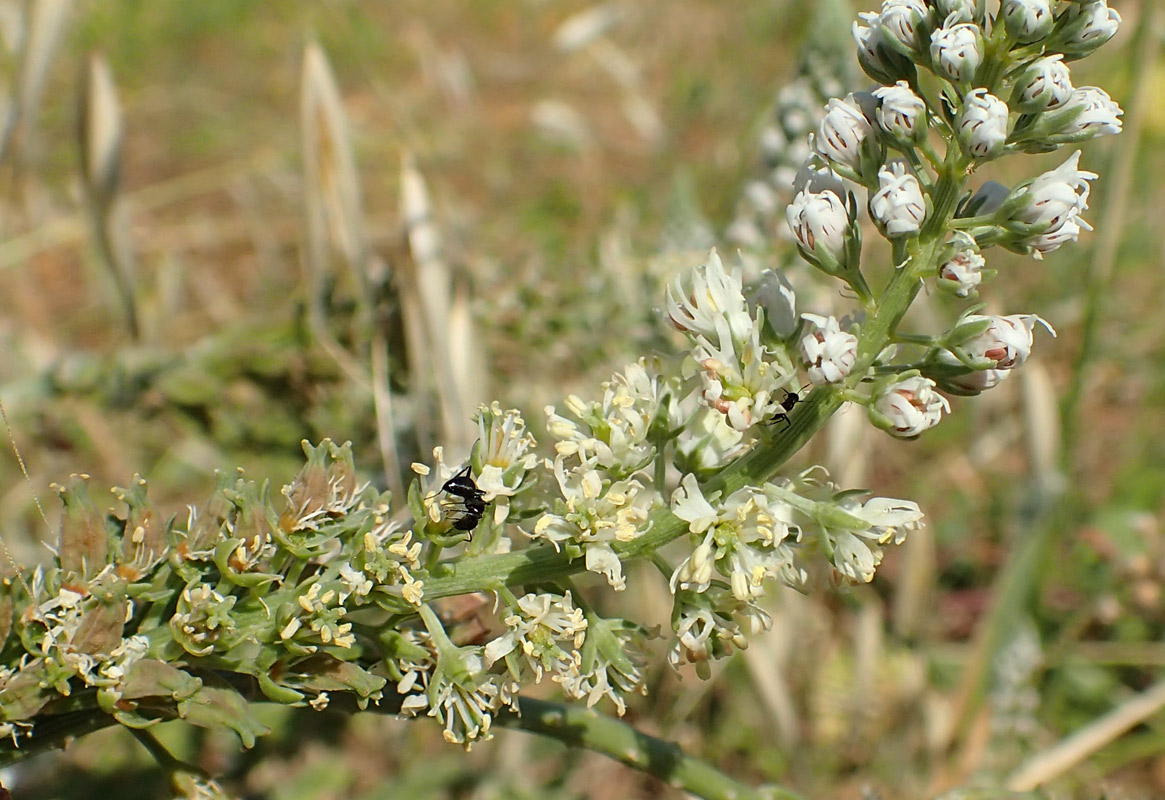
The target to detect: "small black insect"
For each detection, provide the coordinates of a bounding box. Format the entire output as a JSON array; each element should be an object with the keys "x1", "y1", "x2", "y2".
[
  {"x1": 767, "y1": 386, "x2": 806, "y2": 431},
  {"x1": 440, "y1": 465, "x2": 488, "y2": 532}
]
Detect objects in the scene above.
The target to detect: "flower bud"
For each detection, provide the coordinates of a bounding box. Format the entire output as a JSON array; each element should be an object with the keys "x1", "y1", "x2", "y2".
[
  {"x1": 1053, "y1": 86, "x2": 1123, "y2": 138},
  {"x1": 937, "y1": 248, "x2": 985, "y2": 297},
  {"x1": 950, "y1": 313, "x2": 1055, "y2": 370},
  {"x1": 929, "y1": 19, "x2": 984, "y2": 83},
  {"x1": 1002, "y1": 0, "x2": 1054, "y2": 44},
  {"x1": 869, "y1": 376, "x2": 949, "y2": 438},
  {"x1": 799, "y1": 313, "x2": 858, "y2": 385},
  {"x1": 873, "y1": 81, "x2": 927, "y2": 145},
  {"x1": 878, "y1": 0, "x2": 932, "y2": 58},
  {"x1": 786, "y1": 188, "x2": 851, "y2": 270},
  {"x1": 957, "y1": 89, "x2": 1009, "y2": 160},
  {"x1": 962, "y1": 180, "x2": 1010, "y2": 217},
  {"x1": 870, "y1": 162, "x2": 926, "y2": 238},
  {"x1": 934, "y1": 0, "x2": 977, "y2": 23},
  {"x1": 749, "y1": 269, "x2": 798, "y2": 340},
  {"x1": 1011, "y1": 55, "x2": 1073, "y2": 113},
  {"x1": 812, "y1": 94, "x2": 874, "y2": 175},
  {"x1": 1008, "y1": 150, "x2": 1096, "y2": 258},
  {"x1": 853, "y1": 15, "x2": 915, "y2": 85},
  {"x1": 1055, "y1": 0, "x2": 1121, "y2": 60}
]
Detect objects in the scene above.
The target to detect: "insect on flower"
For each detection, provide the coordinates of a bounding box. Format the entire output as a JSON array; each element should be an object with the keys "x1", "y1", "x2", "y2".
[
  {"x1": 439, "y1": 465, "x2": 489, "y2": 532},
  {"x1": 767, "y1": 385, "x2": 808, "y2": 431}
]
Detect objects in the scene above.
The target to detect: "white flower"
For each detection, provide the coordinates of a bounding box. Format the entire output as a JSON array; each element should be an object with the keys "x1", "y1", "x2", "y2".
[
  {"x1": 1012, "y1": 55, "x2": 1073, "y2": 113},
  {"x1": 1059, "y1": 0, "x2": 1121, "y2": 55},
  {"x1": 830, "y1": 495, "x2": 924, "y2": 581},
  {"x1": 953, "y1": 314, "x2": 1056, "y2": 370},
  {"x1": 937, "y1": 248, "x2": 985, "y2": 297},
  {"x1": 675, "y1": 406, "x2": 747, "y2": 471},
  {"x1": 475, "y1": 403, "x2": 538, "y2": 510},
  {"x1": 484, "y1": 592, "x2": 587, "y2": 683},
  {"x1": 1058, "y1": 86, "x2": 1123, "y2": 137},
  {"x1": 1010, "y1": 151, "x2": 1097, "y2": 258},
  {"x1": 1002, "y1": 0, "x2": 1053, "y2": 43},
  {"x1": 671, "y1": 477, "x2": 804, "y2": 600},
  {"x1": 833, "y1": 531, "x2": 882, "y2": 582},
  {"x1": 812, "y1": 94, "x2": 873, "y2": 174},
  {"x1": 786, "y1": 187, "x2": 850, "y2": 267},
  {"x1": 666, "y1": 249, "x2": 753, "y2": 344},
  {"x1": 846, "y1": 496, "x2": 926, "y2": 545},
  {"x1": 564, "y1": 619, "x2": 646, "y2": 714},
  {"x1": 878, "y1": 0, "x2": 931, "y2": 55},
  {"x1": 934, "y1": 0, "x2": 976, "y2": 22},
  {"x1": 690, "y1": 321, "x2": 792, "y2": 432},
  {"x1": 871, "y1": 375, "x2": 950, "y2": 438},
  {"x1": 957, "y1": 89, "x2": 1009, "y2": 160},
  {"x1": 870, "y1": 162, "x2": 926, "y2": 237},
  {"x1": 749, "y1": 269, "x2": 798, "y2": 339},
  {"x1": 546, "y1": 360, "x2": 667, "y2": 474},
  {"x1": 529, "y1": 458, "x2": 650, "y2": 590},
  {"x1": 930, "y1": 19, "x2": 983, "y2": 83},
  {"x1": 799, "y1": 313, "x2": 858, "y2": 385},
  {"x1": 853, "y1": 14, "x2": 904, "y2": 85},
  {"x1": 338, "y1": 561, "x2": 374, "y2": 601},
  {"x1": 873, "y1": 80, "x2": 927, "y2": 144},
  {"x1": 671, "y1": 473, "x2": 719, "y2": 534}
]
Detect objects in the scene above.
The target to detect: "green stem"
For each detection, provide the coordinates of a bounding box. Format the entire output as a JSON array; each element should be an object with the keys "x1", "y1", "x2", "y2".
[{"x1": 498, "y1": 696, "x2": 808, "y2": 800}]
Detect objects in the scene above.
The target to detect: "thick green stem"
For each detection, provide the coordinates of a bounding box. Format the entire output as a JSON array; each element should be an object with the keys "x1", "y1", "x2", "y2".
[{"x1": 499, "y1": 696, "x2": 808, "y2": 800}]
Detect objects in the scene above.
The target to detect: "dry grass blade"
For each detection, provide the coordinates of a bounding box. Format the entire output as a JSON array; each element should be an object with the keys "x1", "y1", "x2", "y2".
[
  {"x1": 1020, "y1": 362, "x2": 1062, "y2": 500},
  {"x1": 77, "y1": 51, "x2": 138, "y2": 339},
  {"x1": 78, "y1": 53, "x2": 121, "y2": 209},
  {"x1": 1006, "y1": 679, "x2": 1165, "y2": 792},
  {"x1": 552, "y1": 5, "x2": 624, "y2": 53},
  {"x1": 400, "y1": 152, "x2": 473, "y2": 453},
  {"x1": 300, "y1": 41, "x2": 368, "y2": 288},
  {"x1": 4, "y1": 0, "x2": 68, "y2": 166},
  {"x1": 298, "y1": 42, "x2": 371, "y2": 391},
  {"x1": 446, "y1": 283, "x2": 487, "y2": 446}
]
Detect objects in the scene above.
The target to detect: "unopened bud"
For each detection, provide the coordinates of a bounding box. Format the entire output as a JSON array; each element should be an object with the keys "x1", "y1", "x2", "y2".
[
  {"x1": 870, "y1": 162, "x2": 926, "y2": 238},
  {"x1": 1011, "y1": 55, "x2": 1073, "y2": 113},
  {"x1": 873, "y1": 81, "x2": 927, "y2": 145},
  {"x1": 930, "y1": 19, "x2": 984, "y2": 83},
  {"x1": 812, "y1": 94, "x2": 874, "y2": 175},
  {"x1": 957, "y1": 89, "x2": 1009, "y2": 160},
  {"x1": 1002, "y1": 0, "x2": 1054, "y2": 44}
]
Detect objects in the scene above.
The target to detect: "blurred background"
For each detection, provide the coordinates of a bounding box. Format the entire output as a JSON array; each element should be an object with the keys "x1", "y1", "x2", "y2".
[{"x1": 0, "y1": 0, "x2": 1162, "y2": 797}]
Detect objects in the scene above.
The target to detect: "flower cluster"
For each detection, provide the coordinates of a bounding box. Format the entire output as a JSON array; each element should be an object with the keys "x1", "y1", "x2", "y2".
[{"x1": 667, "y1": 250, "x2": 799, "y2": 433}]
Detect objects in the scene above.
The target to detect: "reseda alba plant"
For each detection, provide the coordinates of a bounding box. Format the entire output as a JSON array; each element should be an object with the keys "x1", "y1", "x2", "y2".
[{"x1": 0, "y1": 1, "x2": 1123, "y2": 798}]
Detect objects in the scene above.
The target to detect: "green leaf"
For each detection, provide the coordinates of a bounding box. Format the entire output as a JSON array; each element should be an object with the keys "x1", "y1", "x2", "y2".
[{"x1": 177, "y1": 684, "x2": 269, "y2": 748}]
